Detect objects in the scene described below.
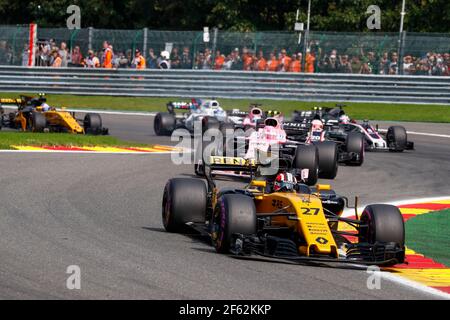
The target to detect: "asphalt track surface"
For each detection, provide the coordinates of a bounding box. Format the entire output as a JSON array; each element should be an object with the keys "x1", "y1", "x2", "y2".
[{"x1": 0, "y1": 113, "x2": 449, "y2": 299}]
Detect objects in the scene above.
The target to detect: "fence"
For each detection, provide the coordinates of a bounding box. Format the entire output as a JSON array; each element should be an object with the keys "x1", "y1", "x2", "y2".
[
  {"x1": 0, "y1": 66, "x2": 449, "y2": 105},
  {"x1": 1, "y1": 26, "x2": 450, "y2": 72}
]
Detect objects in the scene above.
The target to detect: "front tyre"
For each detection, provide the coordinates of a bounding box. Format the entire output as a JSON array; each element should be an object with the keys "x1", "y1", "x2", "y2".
[
  {"x1": 387, "y1": 126, "x2": 407, "y2": 152},
  {"x1": 212, "y1": 194, "x2": 256, "y2": 253},
  {"x1": 345, "y1": 132, "x2": 364, "y2": 166},
  {"x1": 293, "y1": 145, "x2": 319, "y2": 186},
  {"x1": 202, "y1": 116, "x2": 220, "y2": 134},
  {"x1": 31, "y1": 112, "x2": 47, "y2": 132},
  {"x1": 154, "y1": 112, "x2": 176, "y2": 136},
  {"x1": 316, "y1": 141, "x2": 339, "y2": 179},
  {"x1": 84, "y1": 113, "x2": 102, "y2": 134},
  {"x1": 358, "y1": 204, "x2": 405, "y2": 264}
]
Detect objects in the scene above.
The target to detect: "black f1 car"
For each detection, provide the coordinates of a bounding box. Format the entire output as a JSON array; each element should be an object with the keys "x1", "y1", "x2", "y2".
[
  {"x1": 290, "y1": 105, "x2": 414, "y2": 153},
  {"x1": 283, "y1": 119, "x2": 365, "y2": 166}
]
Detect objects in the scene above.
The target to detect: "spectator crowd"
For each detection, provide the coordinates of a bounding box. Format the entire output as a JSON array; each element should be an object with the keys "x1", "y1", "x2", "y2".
[{"x1": 1, "y1": 38, "x2": 449, "y2": 76}]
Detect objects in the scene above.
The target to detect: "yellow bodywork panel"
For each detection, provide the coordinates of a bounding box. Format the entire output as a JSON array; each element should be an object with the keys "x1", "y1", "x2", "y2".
[
  {"x1": 254, "y1": 192, "x2": 338, "y2": 258},
  {"x1": 43, "y1": 110, "x2": 84, "y2": 134},
  {"x1": 15, "y1": 112, "x2": 27, "y2": 131},
  {"x1": 316, "y1": 184, "x2": 332, "y2": 191}
]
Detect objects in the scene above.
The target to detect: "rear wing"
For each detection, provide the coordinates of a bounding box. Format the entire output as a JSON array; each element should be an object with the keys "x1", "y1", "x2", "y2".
[
  {"x1": 208, "y1": 156, "x2": 257, "y2": 172},
  {"x1": 283, "y1": 121, "x2": 309, "y2": 134},
  {"x1": 227, "y1": 109, "x2": 248, "y2": 117},
  {"x1": 166, "y1": 101, "x2": 192, "y2": 114},
  {"x1": 282, "y1": 121, "x2": 309, "y2": 142},
  {"x1": 323, "y1": 119, "x2": 340, "y2": 129},
  {"x1": 292, "y1": 105, "x2": 346, "y2": 121},
  {"x1": 291, "y1": 110, "x2": 316, "y2": 122},
  {"x1": 0, "y1": 98, "x2": 24, "y2": 107},
  {"x1": 265, "y1": 110, "x2": 281, "y2": 117},
  {"x1": 203, "y1": 156, "x2": 258, "y2": 190}
]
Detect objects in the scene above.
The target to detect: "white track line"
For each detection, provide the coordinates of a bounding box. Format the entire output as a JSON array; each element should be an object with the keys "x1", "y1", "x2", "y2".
[
  {"x1": 379, "y1": 271, "x2": 450, "y2": 300},
  {"x1": 343, "y1": 195, "x2": 450, "y2": 300},
  {"x1": 378, "y1": 128, "x2": 450, "y2": 138},
  {"x1": 66, "y1": 109, "x2": 157, "y2": 117},
  {"x1": 342, "y1": 196, "x2": 450, "y2": 217},
  {"x1": 405, "y1": 131, "x2": 450, "y2": 139}
]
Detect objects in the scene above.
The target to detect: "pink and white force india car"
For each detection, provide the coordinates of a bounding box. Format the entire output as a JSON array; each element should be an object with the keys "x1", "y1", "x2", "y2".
[
  {"x1": 242, "y1": 106, "x2": 265, "y2": 129},
  {"x1": 195, "y1": 114, "x2": 339, "y2": 185},
  {"x1": 231, "y1": 104, "x2": 281, "y2": 131}
]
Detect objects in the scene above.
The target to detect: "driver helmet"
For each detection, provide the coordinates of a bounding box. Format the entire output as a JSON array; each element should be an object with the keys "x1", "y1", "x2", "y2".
[
  {"x1": 274, "y1": 172, "x2": 297, "y2": 192},
  {"x1": 339, "y1": 114, "x2": 350, "y2": 124},
  {"x1": 311, "y1": 119, "x2": 323, "y2": 131},
  {"x1": 264, "y1": 117, "x2": 279, "y2": 128},
  {"x1": 210, "y1": 101, "x2": 220, "y2": 109},
  {"x1": 38, "y1": 92, "x2": 47, "y2": 103},
  {"x1": 249, "y1": 107, "x2": 263, "y2": 120}
]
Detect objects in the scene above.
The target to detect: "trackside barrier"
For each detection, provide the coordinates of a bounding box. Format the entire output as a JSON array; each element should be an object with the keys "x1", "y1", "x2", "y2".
[{"x1": 0, "y1": 66, "x2": 449, "y2": 105}]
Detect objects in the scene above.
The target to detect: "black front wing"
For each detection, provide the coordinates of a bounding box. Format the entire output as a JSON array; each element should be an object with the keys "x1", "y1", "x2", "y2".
[{"x1": 230, "y1": 234, "x2": 405, "y2": 266}]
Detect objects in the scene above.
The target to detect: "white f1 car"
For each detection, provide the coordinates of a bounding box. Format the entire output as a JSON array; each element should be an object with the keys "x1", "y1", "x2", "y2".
[{"x1": 153, "y1": 98, "x2": 245, "y2": 136}]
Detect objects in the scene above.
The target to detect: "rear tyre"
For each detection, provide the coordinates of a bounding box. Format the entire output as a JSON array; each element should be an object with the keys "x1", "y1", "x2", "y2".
[
  {"x1": 162, "y1": 178, "x2": 207, "y2": 233},
  {"x1": 359, "y1": 204, "x2": 405, "y2": 264},
  {"x1": 345, "y1": 132, "x2": 364, "y2": 166},
  {"x1": 194, "y1": 135, "x2": 222, "y2": 176},
  {"x1": 244, "y1": 125, "x2": 255, "y2": 136},
  {"x1": 0, "y1": 106, "x2": 3, "y2": 130},
  {"x1": 154, "y1": 112, "x2": 176, "y2": 136},
  {"x1": 202, "y1": 116, "x2": 220, "y2": 134},
  {"x1": 212, "y1": 194, "x2": 256, "y2": 253},
  {"x1": 316, "y1": 141, "x2": 338, "y2": 179},
  {"x1": 387, "y1": 126, "x2": 407, "y2": 152},
  {"x1": 84, "y1": 113, "x2": 102, "y2": 134},
  {"x1": 220, "y1": 122, "x2": 234, "y2": 134},
  {"x1": 31, "y1": 112, "x2": 47, "y2": 132},
  {"x1": 194, "y1": 162, "x2": 205, "y2": 177},
  {"x1": 293, "y1": 145, "x2": 319, "y2": 186},
  {"x1": 220, "y1": 122, "x2": 235, "y2": 156}
]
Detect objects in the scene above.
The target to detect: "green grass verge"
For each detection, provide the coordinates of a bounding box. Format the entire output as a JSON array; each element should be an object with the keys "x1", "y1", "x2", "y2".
[
  {"x1": 406, "y1": 209, "x2": 450, "y2": 267},
  {"x1": 0, "y1": 132, "x2": 148, "y2": 150},
  {"x1": 2, "y1": 92, "x2": 450, "y2": 123}
]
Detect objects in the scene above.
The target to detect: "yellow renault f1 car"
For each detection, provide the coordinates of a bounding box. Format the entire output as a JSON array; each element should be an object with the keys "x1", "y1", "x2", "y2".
[
  {"x1": 0, "y1": 95, "x2": 108, "y2": 134},
  {"x1": 162, "y1": 156, "x2": 405, "y2": 266}
]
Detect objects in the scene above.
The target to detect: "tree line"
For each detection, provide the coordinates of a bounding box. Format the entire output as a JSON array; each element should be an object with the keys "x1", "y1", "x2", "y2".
[{"x1": 1, "y1": 0, "x2": 449, "y2": 32}]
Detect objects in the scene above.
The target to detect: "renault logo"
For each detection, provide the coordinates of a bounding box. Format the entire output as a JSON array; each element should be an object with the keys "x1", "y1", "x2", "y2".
[{"x1": 316, "y1": 237, "x2": 328, "y2": 244}]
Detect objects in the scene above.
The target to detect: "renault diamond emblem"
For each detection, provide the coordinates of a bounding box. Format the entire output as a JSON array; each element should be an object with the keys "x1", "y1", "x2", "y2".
[{"x1": 316, "y1": 237, "x2": 328, "y2": 244}]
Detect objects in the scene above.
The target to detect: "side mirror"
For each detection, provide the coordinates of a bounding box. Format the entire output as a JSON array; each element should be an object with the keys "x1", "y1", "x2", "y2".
[
  {"x1": 255, "y1": 119, "x2": 265, "y2": 129},
  {"x1": 316, "y1": 184, "x2": 331, "y2": 191},
  {"x1": 251, "y1": 180, "x2": 267, "y2": 188}
]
